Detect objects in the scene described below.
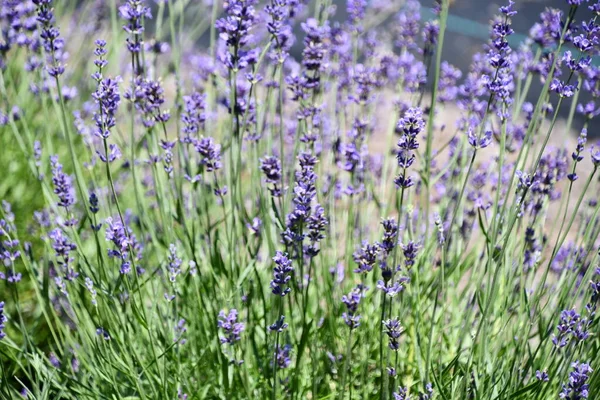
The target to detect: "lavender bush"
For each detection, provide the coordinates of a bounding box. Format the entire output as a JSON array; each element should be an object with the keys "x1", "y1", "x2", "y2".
[{"x1": 1, "y1": 0, "x2": 600, "y2": 398}]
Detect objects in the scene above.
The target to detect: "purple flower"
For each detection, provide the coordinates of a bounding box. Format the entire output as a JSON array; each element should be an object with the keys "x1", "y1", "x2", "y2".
[
  {"x1": 377, "y1": 277, "x2": 409, "y2": 297},
  {"x1": 341, "y1": 286, "x2": 363, "y2": 330},
  {"x1": 394, "y1": 1, "x2": 421, "y2": 50},
  {"x1": 401, "y1": 241, "x2": 419, "y2": 270},
  {"x1": 529, "y1": 8, "x2": 562, "y2": 48},
  {"x1": 568, "y1": 129, "x2": 587, "y2": 181},
  {"x1": 96, "y1": 143, "x2": 122, "y2": 163},
  {"x1": 85, "y1": 277, "x2": 97, "y2": 306},
  {"x1": 120, "y1": 0, "x2": 151, "y2": 56},
  {"x1": 392, "y1": 387, "x2": 410, "y2": 400},
  {"x1": 89, "y1": 192, "x2": 99, "y2": 214},
  {"x1": 260, "y1": 155, "x2": 283, "y2": 197},
  {"x1": 468, "y1": 129, "x2": 492, "y2": 149},
  {"x1": 105, "y1": 217, "x2": 141, "y2": 274},
  {"x1": 246, "y1": 217, "x2": 262, "y2": 236},
  {"x1": 552, "y1": 308, "x2": 580, "y2": 348},
  {"x1": 282, "y1": 153, "x2": 319, "y2": 248},
  {"x1": 422, "y1": 21, "x2": 439, "y2": 56},
  {"x1": 49, "y1": 228, "x2": 78, "y2": 281},
  {"x1": 218, "y1": 309, "x2": 245, "y2": 344},
  {"x1": 439, "y1": 61, "x2": 462, "y2": 103},
  {"x1": 347, "y1": 0, "x2": 367, "y2": 29},
  {"x1": 215, "y1": 0, "x2": 258, "y2": 70},
  {"x1": 194, "y1": 137, "x2": 222, "y2": 172},
  {"x1": 167, "y1": 243, "x2": 182, "y2": 283},
  {"x1": 590, "y1": 146, "x2": 600, "y2": 167},
  {"x1": 306, "y1": 204, "x2": 327, "y2": 256},
  {"x1": 499, "y1": 0, "x2": 517, "y2": 16},
  {"x1": 380, "y1": 218, "x2": 399, "y2": 255},
  {"x1": 50, "y1": 156, "x2": 76, "y2": 209},
  {"x1": 550, "y1": 78, "x2": 578, "y2": 98},
  {"x1": 126, "y1": 78, "x2": 170, "y2": 127},
  {"x1": 181, "y1": 93, "x2": 206, "y2": 139},
  {"x1": 383, "y1": 318, "x2": 403, "y2": 350},
  {"x1": 577, "y1": 101, "x2": 600, "y2": 120},
  {"x1": 353, "y1": 242, "x2": 379, "y2": 273},
  {"x1": 265, "y1": 0, "x2": 294, "y2": 59},
  {"x1": 397, "y1": 107, "x2": 425, "y2": 139},
  {"x1": 33, "y1": 0, "x2": 66, "y2": 77},
  {"x1": 536, "y1": 370, "x2": 549, "y2": 382},
  {"x1": 92, "y1": 71, "x2": 121, "y2": 140},
  {"x1": 273, "y1": 344, "x2": 292, "y2": 369},
  {"x1": 271, "y1": 251, "x2": 293, "y2": 296},
  {"x1": 49, "y1": 352, "x2": 60, "y2": 368},
  {"x1": 560, "y1": 362, "x2": 592, "y2": 399},
  {"x1": 0, "y1": 301, "x2": 6, "y2": 339},
  {"x1": 96, "y1": 327, "x2": 111, "y2": 340},
  {"x1": 268, "y1": 315, "x2": 288, "y2": 333},
  {"x1": 301, "y1": 18, "x2": 329, "y2": 73}
]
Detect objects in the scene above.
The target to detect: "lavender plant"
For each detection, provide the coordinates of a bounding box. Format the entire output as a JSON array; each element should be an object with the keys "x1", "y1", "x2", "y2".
[{"x1": 1, "y1": 0, "x2": 600, "y2": 399}]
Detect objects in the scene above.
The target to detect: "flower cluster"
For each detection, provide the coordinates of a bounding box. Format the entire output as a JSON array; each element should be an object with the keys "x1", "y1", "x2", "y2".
[
  {"x1": 560, "y1": 362, "x2": 592, "y2": 399},
  {"x1": 341, "y1": 286, "x2": 364, "y2": 330},
  {"x1": 215, "y1": 0, "x2": 259, "y2": 70},
  {"x1": 50, "y1": 156, "x2": 76, "y2": 210},
  {"x1": 33, "y1": 0, "x2": 65, "y2": 77},
  {"x1": 271, "y1": 251, "x2": 293, "y2": 296},
  {"x1": 260, "y1": 155, "x2": 283, "y2": 197},
  {"x1": 119, "y1": 0, "x2": 151, "y2": 57},
  {"x1": 383, "y1": 318, "x2": 403, "y2": 350},
  {"x1": 394, "y1": 107, "x2": 424, "y2": 189},
  {"x1": 218, "y1": 309, "x2": 245, "y2": 345}
]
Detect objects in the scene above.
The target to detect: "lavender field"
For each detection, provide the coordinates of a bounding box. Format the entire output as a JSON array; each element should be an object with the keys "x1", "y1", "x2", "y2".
[{"x1": 1, "y1": 0, "x2": 600, "y2": 399}]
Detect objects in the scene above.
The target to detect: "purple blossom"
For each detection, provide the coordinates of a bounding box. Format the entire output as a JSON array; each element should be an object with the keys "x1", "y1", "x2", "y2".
[
  {"x1": 271, "y1": 251, "x2": 293, "y2": 297},
  {"x1": 50, "y1": 156, "x2": 76, "y2": 209},
  {"x1": 218, "y1": 309, "x2": 245, "y2": 344},
  {"x1": 560, "y1": 362, "x2": 592, "y2": 399},
  {"x1": 353, "y1": 242, "x2": 379, "y2": 273},
  {"x1": 273, "y1": 344, "x2": 292, "y2": 369},
  {"x1": 552, "y1": 308, "x2": 580, "y2": 348},
  {"x1": 0, "y1": 301, "x2": 6, "y2": 339},
  {"x1": 105, "y1": 217, "x2": 141, "y2": 274},
  {"x1": 380, "y1": 218, "x2": 398, "y2": 255},
  {"x1": 49, "y1": 228, "x2": 78, "y2": 281},
  {"x1": 536, "y1": 370, "x2": 549, "y2": 382},
  {"x1": 529, "y1": 8, "x2": 563, "y2": 48},
  {"x1": 33, "y1": 0, "x2": 66, "y2": 77},
  {"x1": 265, "y1": 0, "x2": 294, "y2": 59},
  {"x1": 301, "y1": 18, "x2": 329, "y2": 73},
  {"x1": 194, "y1": 137, "x2": 222, "y2": 172},
  {"x1": 383, "y1": 318, "x2": 403, "y2": 350},
  {"x1": 341, "y1": 286, "x2": 363, "y2": 330},
  {"x1": 181, "y1": 93, "x2": 206, "y2": 139},
  {"x1": 260, "y1": 155, "x2": 283, "y2": 197},
  {"x1": 126, "y1": 78, "x2": 170, "y2": 128},
  {"x1": 215, "y1": 0, "x2": 258, "y2": 70},
  {"x1": 590, "y1": 146, "x2": 600, "y2": 167},
  {"x1": 392, "y1": 387, "x2": 410, "y2": 400},
  {"x1": 91, "y1": 51, "x2": 121, "y2": 140},
  {"x1": 468, "y1": 129, "x2": 493, "y2": 149},
  {"x1": 401, "y1": 241, "x2": 419, "y2": 270},
  {"x1": 167, "y1": 243, "x2": 182, "y2": 283},
  {"x1": 268, "y1": 315, "x2": 288, "y2": 333},
  {"x1": 119, "y1": 0, "x2": 151, "y2": 55},
  {"x1": 89, "y1": 192, "x2": 99, "y2": 214},
  {"x1": 96, "y1": 143, "x2": 122, "y2": 163}
]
